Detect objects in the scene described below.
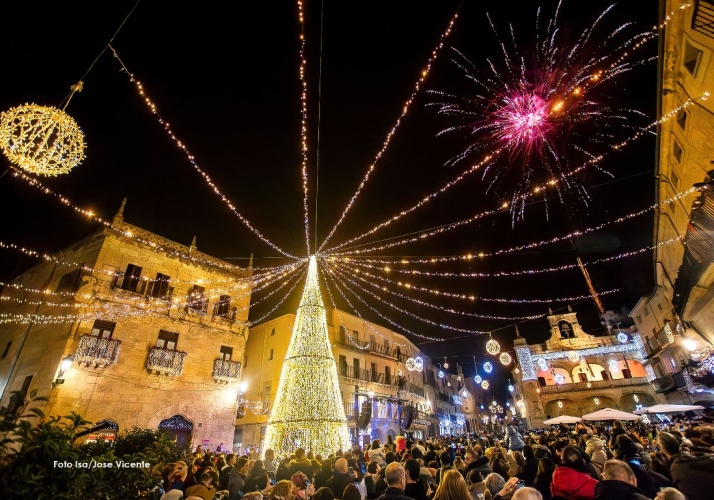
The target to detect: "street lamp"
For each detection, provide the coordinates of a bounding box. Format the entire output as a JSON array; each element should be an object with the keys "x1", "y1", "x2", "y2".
[{"x1": 53, "y1": 355, "x2": 73, "y2": 386}]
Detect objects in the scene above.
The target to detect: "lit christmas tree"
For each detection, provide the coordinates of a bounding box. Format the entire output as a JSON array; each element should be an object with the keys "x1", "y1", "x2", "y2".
[{"x1": 264, "y1": 256, "x2": 350, "y2": 457}]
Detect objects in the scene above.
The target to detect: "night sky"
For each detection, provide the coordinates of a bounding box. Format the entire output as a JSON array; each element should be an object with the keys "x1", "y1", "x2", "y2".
[{"x1": 0, "y1": 1, "x2": 660, "y2": 397}]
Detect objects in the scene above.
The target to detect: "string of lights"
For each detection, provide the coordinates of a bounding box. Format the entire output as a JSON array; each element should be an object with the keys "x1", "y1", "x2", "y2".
[
  {"x1": 331, "y1": 188, "x2": 694, "y2": 258},
  {"x1": 249, "y1": 266, "x2": 308, "y2": 325},
  {"x1": 319, "y1": 264, "x2": 409, "y2": 349},
  {"x1": 321, "y1": 261, "x2": 444, "y2": 342},
  {"x1": 8, "y1": 167, "x2": 262, "y2": 272},
  {"x1": 330, "y1": 261, "x2": 546, "y2": 321},
  {"x1": 578, "y1": 256, "x2": 605, "y2": 314},
  {"x1": 324, "y1": 263, "x2": 490, "y2": 334},
  {"x1": 324, "y1": 94, "x2": 705, "y2": 255},
  {"x1": 318, "y1": 9, "x2": 460, "y2": 252},
  {"x1": 328, "y1": 261, "x2": 620, "y2": 304},
  {"x1": 297, "y1": 0, "x2": 311, "y2": 256},
  {"x1": 343, "y1": 234, "x2": 684, "y2": 271},
  {"x1": 109, "y1": 46, "x2": 296, "y2": 259}
]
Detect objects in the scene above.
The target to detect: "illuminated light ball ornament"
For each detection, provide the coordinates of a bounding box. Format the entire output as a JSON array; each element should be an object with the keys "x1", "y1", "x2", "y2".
[
  {"x1": 264, "y1": 257, "x2": 350, "y2": 457},
  {"x1": 462, "y1": 390, "x2": 468, "y2": 398},
  {"x1": 447, "y1": 381, "x2": 452, "y2": 387},
  {"x1": 609, "y1": 359, "x2": 620, "y2": 372},
  {"x1": 554, "y1": 373, "x2": 565, "y2": 384},
  {"x1": 594, "y1": 397, "x2": 600, "y2": 406},
  {"x1": 414, "y1": 357, "x2": 424, "y2": 372},
  {"x1": 557, "y1": 401, "x2": 564, "y2": 409},
  {"x1": 508, "y1": 384, "x2": 514, "y2": 392},
  {"x1": 438, "y1": 370, "x2": 445, "y2": 379},
  {"x1": 474, "y1": 374, "x2": 482, "y2": 384},
  {"x1": 483, "y1": 362, "x2": 493, "y2": 373},
  {"x1": 481, "y1": 380, "x2": 489, "y2": 390},
  {"x1": 537, "y1": 358, "x2": 548, "y2": 371},
  {"x1": 587, "y1": 382, "x2": 592, "y2": 388},
  {"x1": 633, "y1": 394, "x2": 639, "y2": 403},
  {"x1": 486, "y1": 337, "x2": 501, "y2": 355},
  {"x1": 406, "y1": 358, "x2": 416, "y2": 371},
  {"x1": 0, "y1": 103, "x2": 86, "y2": 176},
  {"x1": 568, "y1": 351, "x2": 580, "y2": 362},
  {"x1": 617, "y1": 332, "x2": 629, "y2": 343},
  {"x1": 500, "y1": 352, "x2": 512, "y2": 365},
  {"x1": 536, "y1": 387, "x2": 541, "y2": 393}
]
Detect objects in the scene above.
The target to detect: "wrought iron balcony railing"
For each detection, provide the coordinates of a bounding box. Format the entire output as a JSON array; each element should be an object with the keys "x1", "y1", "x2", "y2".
[
  {"x1": 212, "y1": 358, "x2": 242, "y2": 382},
  {"x1": 74, "y1": 334, "x2": 121, "y2": 367},
  {"x1": 538, "y1": 377, "x2": 649, "y2": 394},
  {"x1": 146, "y1": 346, "x2": 187, "y2": 376}
]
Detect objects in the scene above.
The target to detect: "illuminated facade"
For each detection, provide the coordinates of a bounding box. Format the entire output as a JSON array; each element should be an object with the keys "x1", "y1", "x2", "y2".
[
  {"x1": 630, "y1": 0, "x2": 714, "y2": 405},
  {"x1": 513, "y1": 309, "x2": 663, "y2": 428},
  {"x1": 238, "y1": 309, "x2": 443, "y2": 450},
  {"x1": 0, "y1": 203, "x2": 251, "y2": 449}
]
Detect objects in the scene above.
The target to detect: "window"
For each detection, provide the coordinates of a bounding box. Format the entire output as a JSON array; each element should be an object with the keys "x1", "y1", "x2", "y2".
[
  {"x1": 268, "y1": 349, "x2": 274, "y2": 361},
  {"x1": 149, "y1": 273, "x2": 172, "y2": 299},
  {"x1": 270, "y1": 328, "x2": 275, "y2": 336},
  {"x1": 353, "y1": 358, "x2": 360, "y2": 376},
  {"x1": 237, "y1": 402, "x2": 246, "y2": 419},
  {"x1": 214, "y1": 294, "x2": 231, "y2": 317},
  {"x1": 157, "y1": 330, "x2": 179, "y2": 350},
  {"x1": 385, "y1": 366, "x2": 391, "y2": 383},
  {"x1": 683, "y1": 40, "x2": 703, "y2": 76},
  {"x1": 644, "y1": 307, "x2": 650, "y2": 317},
  {"x1": 57, "y1": 267, "x2": 84, "y2": 292},
  {"x1": 352, "y1": 329, "x2": 359, "y2": 340},
  {"x1": 220, "y1": 345, "x2": 233, "y2": 361},
  {"x1": 371, "y1": 362, "x2": 377, "y2": 381},
  {"x1": 263, "y1": 383, "x2": 272, "y2": 411},
  {"x1": 670, "y1": 170, "x2": 680, "y2": 191},
  {"x1": 2, "y1": 341, "x2": 12, "y2": 359},
  {"x1": 672, "y1": 140, "x2": 683, "y2": 163},
  {"x1": 635, "y1": 315, "x2": 642, "y2": 326},
  {"x1": 91, "y1": 320, "x2": 115, "y2": 339},
  {"x1": 187, "y1": 285, "x2": 208, "y2": 314},
  {"x1": 676, "y1": 108, "x2": 688, "y2": 131},
  {"x1": 120, "y1": 264, "x2": 142, "y2": 292}
]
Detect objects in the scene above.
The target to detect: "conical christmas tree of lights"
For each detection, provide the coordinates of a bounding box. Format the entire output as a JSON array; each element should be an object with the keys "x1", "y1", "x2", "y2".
[{"x1": 264, "y1": 256, "x2": 350, "y2": 457}]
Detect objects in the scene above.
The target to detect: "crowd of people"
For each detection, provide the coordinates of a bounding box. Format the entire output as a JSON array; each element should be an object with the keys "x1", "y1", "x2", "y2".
[{"x1": 157, "y1": 419, "x2": 714, "y2": 500}]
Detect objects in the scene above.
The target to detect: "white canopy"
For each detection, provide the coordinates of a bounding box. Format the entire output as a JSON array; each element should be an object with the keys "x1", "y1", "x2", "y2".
[
  {"x1": 543, "y1": 415, "x2": 583, "y2": 425},
  {"x1": 633, "y1": 404, "x2": 705, "y2": 414},
  {"x1": 582, "y1": 407, "x2": 641, "y2": 421}
]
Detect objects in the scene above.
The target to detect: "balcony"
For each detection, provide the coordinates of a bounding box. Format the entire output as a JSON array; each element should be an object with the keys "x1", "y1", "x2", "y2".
[
  {"x1": 74, "y1": 334, "x2": 121, "y2": 367},
  {"x1": 184, "y1": 296, "x2": 209, "y2": 316},
  {"x1": 693, "y1": 1, "x2": 714, "y2": 40},
  {"x1": 539, "y1": 377, "x2": 649, "y2": 394},
  {"x1": 652, "y1": 370, "x2": 689, "y2": 394},
  {"x1": 146, "y1": 347, "x2": 187, "y2": 376},
  {"x1": 212, "y1": 302, "x2": 237, "y2": 322},
  {"x1": 212, "y1": 358, "x2": 242, "y2": 383},
  {"x1": 408, "y1": 384, "x2": 425, "y2": 398},
  {"x1": 337, "y1": 364, "x2": 397, "y2": 386},
  {"x1": 437, "y1": 392, "x2": 451, "y2": 403},
  {"x1": 332, "y1": 334, "x2": 399, "y2": 360}
]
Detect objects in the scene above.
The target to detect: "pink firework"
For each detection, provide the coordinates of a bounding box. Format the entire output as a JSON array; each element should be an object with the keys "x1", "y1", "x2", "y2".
[{"x1": 431, "y1": 1, "x2": 654, "y2": 220}]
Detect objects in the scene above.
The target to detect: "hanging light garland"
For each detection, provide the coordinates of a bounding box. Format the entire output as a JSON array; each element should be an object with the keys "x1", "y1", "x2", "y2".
[
  {"x1": 483, "y1": 362, "x2": 493, "y2": 373},
  {"x1": 481, "y1": 380, "x2": 489, "y2": 389},
  {"x1": 296, "y1": 0, "x2": 311, "y2": 255},
  {"x1": 500, "y1": 352, "x2": 512, "y2": 365},
  {"x1": 0, "y1": 102, "x2": 85, "y2": 176},
  {"x1": 319, "y1": 9, "x2": 461, "y2": 252}
]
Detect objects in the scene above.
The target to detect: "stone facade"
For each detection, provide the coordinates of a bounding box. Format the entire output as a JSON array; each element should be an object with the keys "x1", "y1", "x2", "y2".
[
  {"x1": 0, "y1": 212, "x2": 251, "y2": 450},
  {"x1": 513, "y1": 310, "x2": 664, "y2": 428}
]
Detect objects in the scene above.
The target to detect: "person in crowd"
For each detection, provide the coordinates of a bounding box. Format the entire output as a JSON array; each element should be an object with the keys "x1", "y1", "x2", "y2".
[
  {"x1": 490, "y1": 452, "x2": 510, "y2": 481},
  {"x1": 613, "y1": 435, "x2": 669, "y2": 497},
  {"x1": 269, "y1": 480, "x2": 296, "y2": 500},
  {"x1": 369, "y1": 440, "x2": 388, "y2": 466},
  {"x1": 404, "y1": 459, "x2": 428, "y2": 500},
  {"x1": 512, "y1": 488, "x2": 543, "y2": 500},
  {"x1": 221, "y1": 454, "x2": 237, "y2": 490},
  {"x1": 277, "y1": 458, "x2": 293, "y2": 482},
  {"x1": 326, "y1": 458, "x2": 357, "y2": 499},
  {"x1": 228, "y1": 457, "x2": 251, "y2": 500},
  {"x1": 312, "y1": 487, "x2": 336, "y2": 500},
  {"x1": 519, "y1": 446, "x2": 539, "y2": 487},
  {"x1": 657, "y1": 431, "x2": 714, "y2": 500},
  {"x1": 242, "y1": 493, "x2": 264, "y2": 500},
  {"x1": 163, "y1": 462, "x2": 189, "y2": 493},
  {"x1": 289, "y1": 448, "x2": 314, "y2": 478},
  {"x1": 315, "y1": 459, "x2": 334, "y2": 489},
  {"x1": 593, "y1": 459, "x2": 649, "y2": 500},
  {"x1": 550, "y1": 446, "x2": 598, "y2": 500},
  {"x1": 654, "y1": 487, "x2": 686, "y2": 500},
  {"x1": 453, "y1": 457, "x2": 466, "y2": 473},
  {"x1": 432, "y1": 469, "x2": 473, "y2": 500},
  {"x1": 292, "y1": 472, "x2": 316, "y2": 500},
  {"x1": 364, "y1": 461, "x2": 381, "y2": 499},
  {"x1": 342, "y1": 482, "x2": 362, "y2": 500},
  {"x1": 609, "y1": 421, "x2": 627, "y2": 449},
  {"x1": 246, "y1": 460, "x2": 271, "y2": 493},
  {"x1": 376, "y1": 462, "x2": 413, "y2": 500},
  {"x1": 531, "y1": 458, "x2": 555, "y2": 500},
  {"x1": 463, "y1": 448, "x2": 491, "y2": 480},
  {"x1": 386, "y1": 435, "x2": 396, "y2": 452},
  {"x1": 466, "y1": 470, "x2": 486, "y2": 500},
  {"x1": 533, "y1": 436, "x2": 552, "y2": 461},
  {"x1": 484, "y1": 473, "x2": 505, "y2": 500},
  {"x1": 505, "y1": 425, "x2": 525, "y2": 452},
  {"x1": 584, "y1": 435, "x2": 607, "y2": 478},
  {"x1": 185, "y1": 471, "x2": 217, "y2": 500},
  {"x1": 264, "y1": 449, "x2": 277, "y2": 474}
]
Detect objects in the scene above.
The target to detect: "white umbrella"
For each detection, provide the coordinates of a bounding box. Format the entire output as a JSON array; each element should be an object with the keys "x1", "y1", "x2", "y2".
[
  {"x1": 582, "y1": 407, "x2": 641, "y2": 421},
  {"x1": 543, "y1": 415, "x2": 582, "y2": 425},
  {"x1": 633, "y1": 404, "x2": 705, "y2": 414}
]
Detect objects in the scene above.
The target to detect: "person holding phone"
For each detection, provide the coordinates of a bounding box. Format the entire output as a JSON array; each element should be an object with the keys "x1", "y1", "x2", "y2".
[{"x1": 326, "y1": 458, "x2": 357, "y2": 499}]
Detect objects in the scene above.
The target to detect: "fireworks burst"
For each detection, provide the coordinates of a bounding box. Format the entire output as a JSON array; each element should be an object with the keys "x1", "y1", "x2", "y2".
[{"x1": 431, "y1": 1, "x2": 654, "y2": 222}]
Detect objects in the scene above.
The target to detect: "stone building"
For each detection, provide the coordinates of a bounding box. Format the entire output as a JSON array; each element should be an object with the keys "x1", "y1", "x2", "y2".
[
  {"x1": 0, "y1": 203, "x2": 251, "y2": 449},
  {"x1": 513, "y1": 309, "x2": 664, "y2": 428},
  {"x1": 237, "y1": 309, "x2": 439, "y2": 450},
  {"x1": 630, "y1": 0, "x2": 714, "y2": 404}
]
